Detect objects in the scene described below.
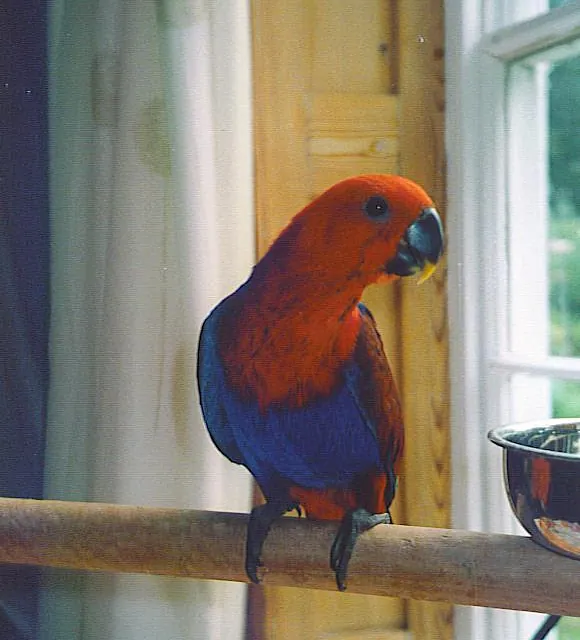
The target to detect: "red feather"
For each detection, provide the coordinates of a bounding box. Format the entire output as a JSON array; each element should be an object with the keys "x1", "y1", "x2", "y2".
[
  {"x1": 287, "y1": 308, "x2": 403, "y2": 520},
  {"x1": 198, "y1": 174, "x2": 443, "y2": 588},
  {"x1": 219, "y1": 174, "x2": 432, "y2": 411}
]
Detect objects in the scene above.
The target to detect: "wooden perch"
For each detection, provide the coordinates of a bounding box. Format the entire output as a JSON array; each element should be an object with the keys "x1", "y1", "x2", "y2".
[{"x1": 0, "y1": 497, "x2": 576, "y2": 615}]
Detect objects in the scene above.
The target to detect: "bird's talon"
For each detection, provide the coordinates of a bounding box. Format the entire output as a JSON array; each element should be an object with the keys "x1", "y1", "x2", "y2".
[
  {"x1": 246, "y1": 558, "x2": 264, "y2": 584},
  {"x1": 245, "y1": 498, "x2": 298, "y2": 584},
  {"x1": 330, "y1": 508, "x2": 390, "y2": 591},
  {"x1": 247, "y1": 571, "x2": 261, "y2": 585}
]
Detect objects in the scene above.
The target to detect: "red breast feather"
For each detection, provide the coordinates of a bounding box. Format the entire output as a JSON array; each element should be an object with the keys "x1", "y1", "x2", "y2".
[{"x1": 219, "y1": 174, "x2": 433, "y2": 410}]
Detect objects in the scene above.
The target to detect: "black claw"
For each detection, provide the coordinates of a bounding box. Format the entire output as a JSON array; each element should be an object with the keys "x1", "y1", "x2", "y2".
[
  {"x1": 246, "y1": 556, "x2": 263, "y2": 585},
  {"x1": 246, "y1": 498, "x2": 298, "y2": 584},
  {"x1": 330, "y1": 508, "x2": 391, "y2": 591}
]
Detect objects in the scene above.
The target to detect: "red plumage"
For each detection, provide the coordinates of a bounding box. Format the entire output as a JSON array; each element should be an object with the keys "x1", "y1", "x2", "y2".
[
  {"x1": 287, "y1": 307, "x2": 403, "y2": 520},
  {"x1": 219, "y1": 174, "x2": 433, "y2": 409},
  {"x1": 198, "y1": 174, "x2": 444, "y2": 589}
]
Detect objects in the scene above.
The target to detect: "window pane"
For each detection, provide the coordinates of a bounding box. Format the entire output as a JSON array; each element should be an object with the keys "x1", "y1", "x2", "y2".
[
  {"x1": 550, "y1": 54, "x2": 580, "y2": 358},
  {"x1": 507, "y1": 373, "x2": 580, "y2": 420},
  {"x1": 506, "y1": 373, "x2": 552, "y2": 423},
  {"x1": 506, "y1": 47, "x2": 580, "y2": 361},
  {"x1": 559, "y1": 616, "x2": 580, "y2": 639},
  {"x1": 552, "y1": 378, "x2": 580, "y2": 418},
  {"x1": 506, "y1": 59, "x2": 549, "y2": 358}
]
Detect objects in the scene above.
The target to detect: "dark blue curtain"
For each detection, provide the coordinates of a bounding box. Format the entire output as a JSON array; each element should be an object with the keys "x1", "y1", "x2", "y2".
[{"x1": 0, "y1": 1, "x2": 49, "y2": 638}]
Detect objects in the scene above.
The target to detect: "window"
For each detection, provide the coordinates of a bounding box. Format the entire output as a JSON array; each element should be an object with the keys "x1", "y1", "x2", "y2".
[{"x1": 447, "y1": 1, "x2": 580, "y2": 638}]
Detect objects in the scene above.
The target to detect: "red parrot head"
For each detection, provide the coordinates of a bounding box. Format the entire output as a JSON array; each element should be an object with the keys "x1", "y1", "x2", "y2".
[
  {"x1": 259, "y1": 174, "x2": 444, "y2": 293},
  {"x1": 223, "y1": 174, "x2": 444, "y2": 407}
]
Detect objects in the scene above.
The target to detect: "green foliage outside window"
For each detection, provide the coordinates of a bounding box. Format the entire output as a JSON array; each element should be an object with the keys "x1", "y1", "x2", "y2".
[
  {"x1": 547, "y1": 34, "x2": 580, "y2": 638},
  {"x1": 549, "y1": 55, "x2": 580, "y2": 419}
]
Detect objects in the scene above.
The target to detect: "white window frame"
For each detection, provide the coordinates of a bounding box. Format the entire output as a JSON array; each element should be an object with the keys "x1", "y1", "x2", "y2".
[{"x1": 447, "y1": 1, "x2": 580, "y2": 638}]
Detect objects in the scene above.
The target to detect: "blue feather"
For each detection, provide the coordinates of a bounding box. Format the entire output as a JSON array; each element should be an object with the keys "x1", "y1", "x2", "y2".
[{"x1": 197, "y1": 297, "x2": 382, "y2": 497}]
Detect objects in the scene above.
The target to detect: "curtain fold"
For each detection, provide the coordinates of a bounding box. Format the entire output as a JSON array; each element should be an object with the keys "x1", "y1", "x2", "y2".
[{"x1": 44, "y1": 1, "x2": 253, "y2": 638}]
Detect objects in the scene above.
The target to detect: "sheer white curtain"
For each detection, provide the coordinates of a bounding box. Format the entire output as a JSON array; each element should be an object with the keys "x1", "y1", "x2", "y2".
[{"x1": 44, "y1": 1, "x2": 253, "y2": 638}]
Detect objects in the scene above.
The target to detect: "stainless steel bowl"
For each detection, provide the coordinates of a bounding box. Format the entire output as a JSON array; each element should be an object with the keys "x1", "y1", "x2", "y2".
[{"x1": 488, "y1": 419, "x2": 580, "y2": 560}]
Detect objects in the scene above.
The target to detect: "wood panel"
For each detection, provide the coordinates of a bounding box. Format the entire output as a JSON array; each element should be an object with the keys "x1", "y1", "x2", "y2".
[
  {"x1": 251, "y1": 0, "x2": 312, "y2": 252},
  {"x1": 398, "y1": 0, "x2": 452, "y2": 638},
  {"x1": 310, "y1": 93, "x2": 399, "y2": 133},
  {"x1": 309, "y1": 93, "x2": 400, "y2": 196},
  {"x1": 262, "y1": 587, "x2": 404, "y2": 640},
  {"x1": 311, "y1": 0, "x2": 394, "y2": 93},
  {"x1": 250, "y1": 0, "x2": 450, "y2": 638}
]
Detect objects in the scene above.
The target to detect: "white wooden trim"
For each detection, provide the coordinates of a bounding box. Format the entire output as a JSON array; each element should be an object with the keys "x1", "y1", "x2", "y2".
[
  {"x1": 481, "y1": 0, "x2": 580, "y2": 60},
  {"x1": 445, "y1": 0, "x2": 570, "y2": 638},
  {"x1": 483, "y1": 0, "x2": 548, "y2": 34},
  {"x1": 490, "y1": 353, "x2": 580, "y2": 379},
  {"x1": 445, "y1": 1, "x2": 489, "y2": 637}
]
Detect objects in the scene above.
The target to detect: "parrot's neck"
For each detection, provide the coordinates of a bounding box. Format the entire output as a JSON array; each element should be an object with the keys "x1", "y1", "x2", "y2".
[{"x1": 219, "y1": 270, "x2": 365, "y2": 410}]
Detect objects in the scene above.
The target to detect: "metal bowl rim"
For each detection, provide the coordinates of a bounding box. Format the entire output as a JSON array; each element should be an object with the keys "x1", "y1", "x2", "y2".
[{"x1": 488, "y1": 418, "x2": 580, "y2": 461}]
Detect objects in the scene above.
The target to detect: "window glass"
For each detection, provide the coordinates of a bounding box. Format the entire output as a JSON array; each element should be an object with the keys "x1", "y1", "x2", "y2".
[
  {"x1": 550, "y1": 54, "x2": 580, "y2": 359},
  {"x1": 507, "y1": 373, "x2": 580, "y2": 419}
]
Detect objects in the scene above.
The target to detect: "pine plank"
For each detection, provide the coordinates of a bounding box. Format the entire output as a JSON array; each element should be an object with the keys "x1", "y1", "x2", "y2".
[
  {"x1": 311, "y1": 0, "x2": 393, "y2": 93},
  {"x1": 397, "y1": 0, "x2": 452, "y2": 638},
  {"x1": 309, "y1": 93, "x2": 400, "y2": 195},
  {"x1": 311, "y1": 93, "x2": 399, "y2": 134},
  {"x1": 251, "y1": 0, "x2": 312, "y2": 252},
  {"x1": 309, "y1": 135, "x2": 399, "y2": 159},
  {"x1": 311, "y1": 156, "x2": 400, "y2": 196},
  {"x1": 250, "y1": 0, "x2": 437, "y2": 637}
]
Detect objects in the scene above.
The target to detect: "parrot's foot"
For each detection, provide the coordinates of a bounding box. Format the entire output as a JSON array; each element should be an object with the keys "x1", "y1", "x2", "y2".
[
  {"x1": 330, "y1": 508, "x2": 391, "y2": 591},
  {"x1": 246, "y1": 498, "x2": 299, "y2": 584}
]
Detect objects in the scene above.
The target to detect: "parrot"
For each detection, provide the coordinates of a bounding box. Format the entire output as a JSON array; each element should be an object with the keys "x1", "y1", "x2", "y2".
[{"x1": 197, "y1": 174, "x2": 444, "y2": 591}]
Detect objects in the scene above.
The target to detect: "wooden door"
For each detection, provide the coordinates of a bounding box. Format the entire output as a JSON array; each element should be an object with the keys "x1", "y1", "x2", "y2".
[{"x1": 250, "y1": 1, "x2": 450, "y2": 638}]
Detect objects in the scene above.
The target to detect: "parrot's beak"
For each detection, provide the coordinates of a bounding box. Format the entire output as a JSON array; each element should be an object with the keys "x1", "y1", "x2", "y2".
[{"x1": 385, "y1": 207, "x2": 444, "y2": 283}]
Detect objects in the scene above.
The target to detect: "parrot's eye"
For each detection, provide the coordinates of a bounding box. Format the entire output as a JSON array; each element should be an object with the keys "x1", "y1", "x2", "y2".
[{"x1": 363, "y1": 195, "x2": 390, "y2": 221}]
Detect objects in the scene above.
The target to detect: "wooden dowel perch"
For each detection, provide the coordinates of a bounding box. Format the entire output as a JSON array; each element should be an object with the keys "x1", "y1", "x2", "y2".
[{"x1": 0, "y1": 497, "x2": 577, "y2": 615}]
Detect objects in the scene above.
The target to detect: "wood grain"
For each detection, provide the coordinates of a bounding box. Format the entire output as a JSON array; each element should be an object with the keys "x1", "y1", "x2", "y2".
[
  {"x1": 398, "y1": 0, "x2": 450, "y2": 638},
  {"x1": 311, "y1": 0, "x2": 393, "y2": 93},
  {"x1": 0, "y1": 498, "x2": 578, "y2": 617},
  {"x1": 310, "y1": 93, "x2": 399, "y2": 134},
  {"x1": 251, "y1": 0, "x2": 455, "y2": 636},
  {"x1": 251, "y1": 1, "x2": 409, "y2": 637},
  {"x1": 251, "y1": 0, "x2": 312, "y2": 252}
]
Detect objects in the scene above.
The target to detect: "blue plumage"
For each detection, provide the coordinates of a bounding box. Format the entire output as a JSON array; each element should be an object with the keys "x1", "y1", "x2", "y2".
[
  {"x1": 196, "y1": 174, "x2": 444, "y2": 590},
  {"x1": 197, "y1": 297, "x2": 382, "y2": 498}
]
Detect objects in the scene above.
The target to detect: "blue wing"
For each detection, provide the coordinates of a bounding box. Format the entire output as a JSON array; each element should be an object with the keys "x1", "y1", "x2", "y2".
[
  {"x1": 197, "y1": 296, "x2": 245, "y2": 466},
  {"x1": 197, "y1": 298, "x2": 383, "y2": 496}
]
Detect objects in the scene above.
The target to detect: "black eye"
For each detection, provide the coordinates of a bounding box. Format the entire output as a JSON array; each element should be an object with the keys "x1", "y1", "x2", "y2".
[{"x1": 364, "y1": 195, "x2": 389, "y2": 221}]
